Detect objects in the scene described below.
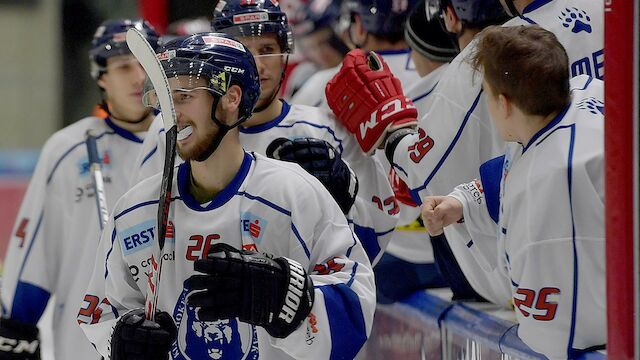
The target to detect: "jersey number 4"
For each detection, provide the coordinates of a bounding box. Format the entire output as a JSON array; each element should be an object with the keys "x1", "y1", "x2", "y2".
[{"x1": 513, "y1": 287, "x2": 560, "y2": 321}]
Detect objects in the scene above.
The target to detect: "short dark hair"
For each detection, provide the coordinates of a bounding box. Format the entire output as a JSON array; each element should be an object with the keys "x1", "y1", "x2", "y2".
[{"x1": 470, "y1": 25, "x2": 571, "y2": 116}]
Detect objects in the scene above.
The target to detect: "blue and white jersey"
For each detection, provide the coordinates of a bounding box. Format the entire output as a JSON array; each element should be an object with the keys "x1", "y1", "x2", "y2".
[
  {"x1": 508, "y1": 0, "x2": 604, "y2": 80},
  {"x1": 389, "y1": 0, "x2": 604, "y2": 304},
  {"x1": 79, "y1": 152, "x2": 375, "y2": 360},
  {"x1": 449, "y1": 75, "x2": 605, "y2": 358},
  {"x1": 384, "y1": 64, "x2": 448, "y2": 264},
  {"x1": 291, "y1": 49, "x2": 419, "y2": 108},
  {"x1": 133, "y1": 101, "x2": 398, "y2": 265},
  {"x1": 1, "y1": 117, "x2": 147, "y2": 360}
]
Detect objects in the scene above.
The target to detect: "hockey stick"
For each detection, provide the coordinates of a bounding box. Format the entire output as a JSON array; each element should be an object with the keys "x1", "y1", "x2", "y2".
[
  {"x1": 126, "y1": 28, "x2": 178, "y2": 321},
  {"x1": 85, "y1": 129, "x2": 109, "y2": 230}
]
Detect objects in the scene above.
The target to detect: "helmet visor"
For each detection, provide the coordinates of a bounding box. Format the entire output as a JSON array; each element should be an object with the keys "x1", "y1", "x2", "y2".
[{"x1": 142, "y1": 55, "x2": 231, "y2": 110}]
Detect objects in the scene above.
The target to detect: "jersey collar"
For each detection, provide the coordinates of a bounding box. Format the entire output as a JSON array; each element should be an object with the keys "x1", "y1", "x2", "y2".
[
  {"x1": 522, "y1": 103, "x2": 570, "y2": 153},
  {"x1": 177, "y1": 152, "x2": 253, "y2": 211},
  {"x1": 105, "y1": 118, "x2": 144, "y2": 143},
  {"x1": 239, "y1": 100, "x2": 291, "y2": 134},
  {"x1": 522, "y1": 0, "x2": 553, "y2": 14}
]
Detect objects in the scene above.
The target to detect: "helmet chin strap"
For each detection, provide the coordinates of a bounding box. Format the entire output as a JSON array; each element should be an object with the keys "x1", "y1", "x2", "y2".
[
  {"x1": 254, "y1": 54, "x2": 289, "y2": 113},
  {"x1": 499, "y1": 0, "x2": 520, "y2": 17},
  {"x1": 194, "y1": 96, "x2": 237, "y2": 162}
]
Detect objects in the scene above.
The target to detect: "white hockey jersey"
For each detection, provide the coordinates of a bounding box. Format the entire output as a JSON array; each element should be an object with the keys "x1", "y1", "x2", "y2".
[
  {"x1": 383, "y1": 64, "x2": 448, "y2": 264},
  {"x1": 448, "y1": 75, "x2": 605, "y2": 358},
  {"x1": 79, "y1": 152, "x2": 376, "y2": 360},
  {"x1": 1, "y1": 117, "x2": 148, "y2": 360},
  {"x1": 133, "y1": 101, "x2": 398, "y2": 265},
  {"x1": 389, "y1": 0, "x2": 604, "y2": 304},
  {"x1": 291, "y1": 49, "x2": 419, "y2": 108}
]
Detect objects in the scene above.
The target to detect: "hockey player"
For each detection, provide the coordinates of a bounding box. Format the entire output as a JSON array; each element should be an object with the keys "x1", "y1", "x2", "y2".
[
  {"x1": 421, "y1": 25, "x2": 605, "y2": 358},
  {"x1": 0, "y1": 19, "x2": 159, "y2": 360},
  {"x1": 291, "y1": 0, "x2": 419, "y2": 107},
  {"x1": 133, "y1": 0, "x2": 398, "y2": 265},
  {"x1": 374, "y1": 0, "x2": 459, "y2": 303},
  {"x1": 79, "y1": 33, "x2": 375, "y2": 360},
  {"x1": 325, "y1": 0, "x2": 603, "y2": 305}
]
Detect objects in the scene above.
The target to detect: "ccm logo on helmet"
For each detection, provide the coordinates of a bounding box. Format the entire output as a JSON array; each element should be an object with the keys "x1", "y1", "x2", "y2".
[{"x1": 224, "y1": 66, "x2": 245, "y2": 74}]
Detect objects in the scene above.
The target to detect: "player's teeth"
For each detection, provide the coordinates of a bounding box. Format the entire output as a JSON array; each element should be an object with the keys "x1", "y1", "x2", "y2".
[{"x1": 177, "y1": 125, "x2": 193, "y2": 141}]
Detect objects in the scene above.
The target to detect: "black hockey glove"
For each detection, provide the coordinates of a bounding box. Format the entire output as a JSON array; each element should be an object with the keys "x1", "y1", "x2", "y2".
[
  {"x1": 266, "y1": 137, "x2": 359, "y2": 214},
  {"x1": 0, "y1": 318, "x2": 40, "y2": 360},
  {"x1": 186, "y1": 243, "x2": 315, "y2": 339},
  {"x1": 110, "y1": 308, "x2": 177, "y2": 360}
]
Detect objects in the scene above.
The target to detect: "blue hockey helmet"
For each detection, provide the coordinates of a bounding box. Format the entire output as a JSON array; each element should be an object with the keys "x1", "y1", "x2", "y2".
[
  {"x1": 347, "y1": 0, "x2": 418, "y2": 39},
  {"x1": 294, "y1": 0, "x2": 342, "y2": 37},
  {"x1": 431, "y1": 0, "x2": 510, "y2": 28},
  {"x1": 149, "y1": 32, "x2": 261, "y2": 124},
  {"x1": 211, "y1": 0, "x2": 294, "y2": 54},
  {"x1": 89, "y1": 18, "x2": 160, "y2": 80}
]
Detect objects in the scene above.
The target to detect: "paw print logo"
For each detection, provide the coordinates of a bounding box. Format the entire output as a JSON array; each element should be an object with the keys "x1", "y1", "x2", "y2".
[
  {"x1": 559, "y1": 7, "x2": 592, "y2": 34},
  {"x1": 577, "y1": 97, "x2": 604, "y2": 115}
]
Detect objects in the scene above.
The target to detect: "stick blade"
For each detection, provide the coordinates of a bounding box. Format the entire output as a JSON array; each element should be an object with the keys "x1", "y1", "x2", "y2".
[{"x1": 126, "y1": 28, "x2": 176, "y2": 130}]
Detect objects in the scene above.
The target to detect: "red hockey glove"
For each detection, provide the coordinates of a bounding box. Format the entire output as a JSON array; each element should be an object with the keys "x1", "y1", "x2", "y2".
[{"x1": 326, "y1": 49, "x2": 418, "y2": 154}]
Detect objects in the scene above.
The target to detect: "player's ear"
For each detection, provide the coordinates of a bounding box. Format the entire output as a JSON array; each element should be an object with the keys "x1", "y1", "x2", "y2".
[
  {"x1": 498, "y1": 93, "x2": 511, "y2": 117},
  {"x1": 443, "y1": 6, "x2": 461, "y2": 33},
  {"x1": 222, "y1": 84, "x2": 242, "y2": 112}
]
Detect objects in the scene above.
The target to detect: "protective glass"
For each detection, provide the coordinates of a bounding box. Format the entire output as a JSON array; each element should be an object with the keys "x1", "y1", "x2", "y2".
[{"x1": 142, "y1": 55, "x2": 231, "y2": 110}]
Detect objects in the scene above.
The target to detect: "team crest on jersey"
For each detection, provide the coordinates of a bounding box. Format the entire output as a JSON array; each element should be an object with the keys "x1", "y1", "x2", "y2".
[
  {"x1": 558, "y1": 7, "x2": 592, "y2": 34},
  {"x1": 172, "y1": 281, "x2": 259, "y2": 359},
  {"x1": 78, "y1": 150, "x2": 112, "y2": 176},
  {"x1": 118, "y1": 219, "x2": 156, "y2": 255},
  {"x1": 576, "y1": 97, "x2": 604, "y2": 115},
  {"x1": 240, "y1": 212, "x2": 268, "y2": 244}
]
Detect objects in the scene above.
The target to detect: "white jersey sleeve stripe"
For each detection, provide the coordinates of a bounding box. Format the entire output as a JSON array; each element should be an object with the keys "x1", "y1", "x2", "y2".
[{"x1": 410, "y1": 89, "x2": 484, "y2": 202}]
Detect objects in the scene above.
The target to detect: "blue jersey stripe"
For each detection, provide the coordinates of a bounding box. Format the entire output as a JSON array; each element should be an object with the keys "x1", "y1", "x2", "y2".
[
  {"x1": 566, "y1": 124, "x2": 579, "y2": 357},
  {"x1": 114, "y1": 199, "x2": 161, "y2": 220},
  {"x1": 275, "y1": 121, "x2": 344, "y2": 154},
  {"x1": 238, "y1": 192, "x2": 292, "y2": 216},
  {"x1": 141, "y1": 146, "x2": 158, "y2": 167},
  {"x1": 291, "y1": 223, "x2": 311, "y2": 259},
  {"x1": 318, "y1": 283, "x2": 367, "y2": 360},
  {"x1": 105, "y1": 228, "x2": 117, "y2": 278},
  {"x1": 16, "y1": 211, "x2": 44, "y2": 289},
  {"x1": 410, "y1": 89, "x2": 484, "y2": 204},
  {"x1": 46, "y1": 131, "x2": 113, "y2": 184},
  {"x1": 10, "y1": 282, "x2": 50, "y2": 324},
  {"x1": 411, "y1": 82, "x2": 439, "y2": 103}
]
